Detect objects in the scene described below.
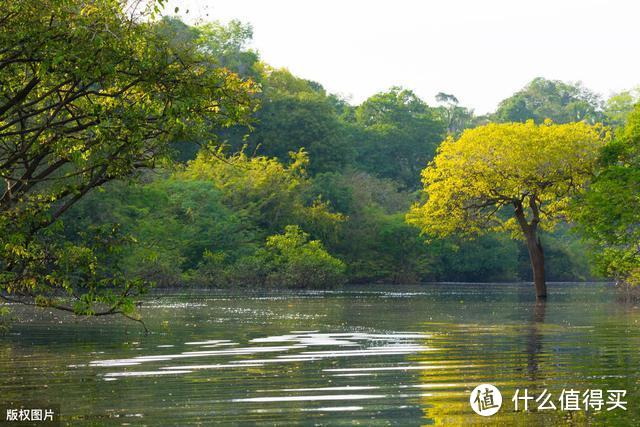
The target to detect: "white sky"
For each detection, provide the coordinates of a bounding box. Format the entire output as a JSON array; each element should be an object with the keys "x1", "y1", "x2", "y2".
[{"x1": 163, "y1": 0, "x2": 640, "y2": 114}]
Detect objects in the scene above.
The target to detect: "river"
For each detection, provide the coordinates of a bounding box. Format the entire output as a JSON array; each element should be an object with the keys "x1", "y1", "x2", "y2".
[{"x1": 1, "y1": 282, "x2": 638, "y2": 425}]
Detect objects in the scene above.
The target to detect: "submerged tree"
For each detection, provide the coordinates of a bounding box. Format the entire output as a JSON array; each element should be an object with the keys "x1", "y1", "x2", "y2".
[{"x1": 407, "y1": 120, "x2": 607, "y2": 299}]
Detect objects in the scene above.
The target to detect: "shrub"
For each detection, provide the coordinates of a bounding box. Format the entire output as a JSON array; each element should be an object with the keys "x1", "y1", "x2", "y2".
[{"x1": 263, "y1": 226, "x2": 346, "y2": 288}]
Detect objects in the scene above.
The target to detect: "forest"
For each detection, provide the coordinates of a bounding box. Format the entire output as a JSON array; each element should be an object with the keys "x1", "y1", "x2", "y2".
[{"x1": 1, "y1": 1, "x2": 639, "y2": 318}]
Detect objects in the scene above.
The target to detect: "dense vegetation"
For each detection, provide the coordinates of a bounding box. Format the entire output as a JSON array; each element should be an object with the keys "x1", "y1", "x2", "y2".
[
  {"x1": 1, "y1": 1, "x2": 639, "y2": 317},
  {"x1": 0, "y1": 0, "x2": 257, "y2": 318},
  {"x1": 573, "y1": 104, "x2": 640, "y2": 287}
]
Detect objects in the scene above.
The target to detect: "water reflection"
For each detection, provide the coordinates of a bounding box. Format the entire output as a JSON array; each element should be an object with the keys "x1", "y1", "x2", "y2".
[
  {"x1": 1, "y1": 283, "x2": 638, "y2": 425},
  {"x1": 526, "y1": 300, "x2": 546, "y2": 380}
]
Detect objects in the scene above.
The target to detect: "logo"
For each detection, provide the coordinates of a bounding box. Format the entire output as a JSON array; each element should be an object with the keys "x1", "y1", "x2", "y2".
[{"x1": 470, "y1": 384, "x2": 502, "y2": 416}]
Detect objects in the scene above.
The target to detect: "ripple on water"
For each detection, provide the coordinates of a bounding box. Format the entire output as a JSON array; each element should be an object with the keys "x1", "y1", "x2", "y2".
[
  {"x1": 13, "y1": 283, "x2": 638, "y2": 425},
  {"x1": 83, "y1": 330, "x2": 441, "y2": 396}
]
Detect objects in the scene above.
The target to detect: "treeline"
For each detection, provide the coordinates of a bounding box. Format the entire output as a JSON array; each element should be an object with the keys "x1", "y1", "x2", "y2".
[
  {"x1": 2, "y1": 0, "x2": 637, "y2": 317},
  {"x1": 63, "y1": 17, "x2": 639, "y2": 288}
]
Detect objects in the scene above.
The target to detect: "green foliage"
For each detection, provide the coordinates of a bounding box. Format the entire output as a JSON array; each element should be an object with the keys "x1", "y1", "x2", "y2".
[
  {"x1": 434, "y1": 92, "x2": 478, "y2": 136},
  {"x1": 69, "y1": 148, "x2": 346, "y2": 288},
  {"x1": 153, "y1": 16, "x2": 259, "y2": 78},
  {"x1": 68, "y1": 177, "x2": 247, "y2": 286},
  {"x1": 181, "y1": 150, "x2": 345, "y2": 287},
  {"x1": 604, "y1": 88, "x2": 640, "y2": 129},
  {"x1": 308, "y1": 171, "x2": 421, "y2": 282},
  {"x1": 350, "y1": 87, "x2": 445, "y2": 188},
  {"x1": 162, "y1": 17, "x2": 261, "y2": 163},
  {"x1": 237, "y1": 68, "x2": 355, "y2": 174},
  {"x1": 261, "y1": 225, "x2": 346, "y2": 288},
  {"x1": 1, "y1": 1, "x2": 624, "y2": 309},
  {"x1": 574, "y1": 104, "x2": 640, "y2": 285},
  {"x1": 188, "y1": 226, "x2": 346, "y2": 288},
  {"x1": 181, "y1": 148, "x2": 344, "y2": 237},
  {"x1": 0, "y1": 0, "x2": 256, "y2": 316},
  {"x1": 494, "y1": 77, "x2": 603, "y2": 124},
  {"x1": 435, "y1": 234, "x2": 520, "y2": 282},
  {"x1": 196, "y1": 20, "x2": 260, "y2": 78}
]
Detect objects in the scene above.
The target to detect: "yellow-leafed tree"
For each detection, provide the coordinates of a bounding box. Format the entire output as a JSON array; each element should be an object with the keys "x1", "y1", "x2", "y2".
[{"x1": 407, "y1": 120, "x2": 608, "y2": 298}]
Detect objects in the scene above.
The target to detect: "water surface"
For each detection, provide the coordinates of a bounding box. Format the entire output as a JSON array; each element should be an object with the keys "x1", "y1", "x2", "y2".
[{"x1": 1, "y1": 283, "x2": 639, "y2": 425}]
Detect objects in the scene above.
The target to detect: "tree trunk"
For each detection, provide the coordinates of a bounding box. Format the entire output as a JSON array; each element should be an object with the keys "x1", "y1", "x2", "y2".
[
  {"x1": 525, "y1": 231, "x2": 547, "y2": 299},
  {"x1": 514, "y1": 198, "x2": 547, "y2": 300}
]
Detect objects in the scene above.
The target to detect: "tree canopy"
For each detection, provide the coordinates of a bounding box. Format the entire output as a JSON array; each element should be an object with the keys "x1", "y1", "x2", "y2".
[
  {"x1": 407, "y1": 120, "x2": 607, "y2": 297},
  {"x1": 242, "y1": 68, "x2": 354, "y2": 174},
  {"x1": 494, "y1": 77, "x2": 603, "y2": 124},
  {"x1": 351, "y1": 87, "x2": 445, "y2": 188},
  {"x1": 603, "y1": 87, "x2": 640, "y2": 129},
  {"x1": 574, "y1": 104, "x2": 640, "y2": 286}
]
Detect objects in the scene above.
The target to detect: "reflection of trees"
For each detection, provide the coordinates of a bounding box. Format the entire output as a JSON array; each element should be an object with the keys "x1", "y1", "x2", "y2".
[
  {"x1": 411, "y1": 301, "x2": 553, "y2": 425},
  {"x1": 410, "y1": 326, "x2": 476, "y2": 425},
  {"x1": 526, "y1": 300, "x2": 546, "y2": 381},
  {"x1": 6, "y1": 288, "x2": 640, "y2": 424}
]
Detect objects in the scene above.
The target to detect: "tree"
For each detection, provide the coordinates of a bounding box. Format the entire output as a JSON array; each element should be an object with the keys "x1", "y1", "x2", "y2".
[
  {"x1": 261, "y1": 225, "x2": 346, "y2": 288},
  {"x1": 494, "y1": 77, "x2": 603, "y2": 124},
  {"x1": 352, "y1": 87, "x2": 445, "y2": 188},
  {"x1": 603, "y1": 87, "x2": 640, "y2": 129},
  {"x1": 434, "y1": 92, "x2": 476, "y2": 136},
  {"x1": 161, "y1": 17, "x2": 261, "y2": 163},
  {"x1": 407, "y1": 120, "x2": 607, "y2": 298},
  {"x1": 0, "y1": 0, "x2": 256, "y2": 318},
  {"x1": 196, "y1": 20, "x2": 260, "y2": 78},
  {"x1": 180, "y1": 148, "x2": 344, "y2": 239},
  {"x1": 68, "y1": 147, "x2": 346, "y2": 289},
  {"x1": 574, "y1": 104, "x2": 640, "y2": 286},
  {"x1": 237, "y1": 67, "x2": 354, "y2": 174},
  {"x1": 311, "y1": 170, "x2": 427, "y2": 283},
  {"x1": 67, "y1": 177, "x2": 247, "y2": 287}
]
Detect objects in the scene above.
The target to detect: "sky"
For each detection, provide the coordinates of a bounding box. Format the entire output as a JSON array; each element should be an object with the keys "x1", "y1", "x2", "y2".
[{"x1": 163, "y1": 0, "x2": 640, "y2": 114}]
